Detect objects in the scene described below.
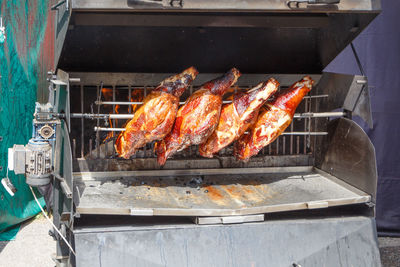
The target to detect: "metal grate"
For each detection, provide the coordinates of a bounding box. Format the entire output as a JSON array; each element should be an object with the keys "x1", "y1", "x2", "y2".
[{"x1": 68, "y1": 73, "x2": 342, "y2": 161}]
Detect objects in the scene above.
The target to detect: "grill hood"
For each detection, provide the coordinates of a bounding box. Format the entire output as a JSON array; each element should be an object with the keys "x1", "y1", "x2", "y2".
[{"x1": 55, "y1": 0, "x2": 380, "y2": 74}]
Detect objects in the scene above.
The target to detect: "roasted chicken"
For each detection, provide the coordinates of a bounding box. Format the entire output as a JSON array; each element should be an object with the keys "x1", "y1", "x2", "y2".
[
  {"x1": 234, "y1": 76, "x2": 314, "y2": 161},
  {"x1": 156, "y1": 68, "x2": 241, "y2": 165},
  {"x1": 199, "y1": 78, "x2": 280, "y2": 158},
  {"x1": 115, "y1": 67, "x2": 198, "y2": 159}
]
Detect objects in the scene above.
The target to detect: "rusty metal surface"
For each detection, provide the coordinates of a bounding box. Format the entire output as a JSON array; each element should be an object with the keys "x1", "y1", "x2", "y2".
[{"x1": 74, "y1": 167, "x2": 371, "y2": 216}]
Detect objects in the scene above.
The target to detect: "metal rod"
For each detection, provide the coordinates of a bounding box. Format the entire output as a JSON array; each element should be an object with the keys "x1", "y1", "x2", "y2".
[
  {"x1": 69, "y1": 78, "x2": 81, "y2": 83},
  {"x1": 307, "y1": 91, "x2": 313, "y2": 152},
  {"x1": 304, "y1": 97, "x2": 308, "y2": 154},
  {"x1": 296, "y1": 136, "x2": 300, "y2": 154},
  {"x1": 143, "y1": 86, "x2": 148, "y2": 157},
  {"x1": 95, "y1": 128, "x2": 328, "y2": 135},
  {"x1": 95, "y1": 97, "x2": 328, "y2": 106},
  {"x1": 80, "y1": 84, "x2": 84, "y2": 158},
  {"x1": 69, "y1": 111, "x2": 345, "y2": 120},
  {"x1": 89, "y1": 138, "x2": 92, "y2": 158},
  {"x1": 283, "y1": 132, "x2": 328, "y2": 135},
  {"x1": 128, "y1": 86, "x2": 132, "y2": 113},
  {"x1": 112, "y1": 85, "x2": 116, "y2": 126},
  {"x1": 72, "y1": 139, "x2": 76, "y2": 159},
  {"x1": 189, "y1": 85, "x2": 193, "y2": 156},
  {"x1": 96, "y1": 83, "x2": 103, "y2": 159},
  {"x1": 70, "y1": 113, "x2": 133, "y2": 119},
  {"x1": 290, "y1": 122, "x2": 294, "y2": 155},
  {"x1": 304, "y1": 94, "x2": 328, "y2": 99},
  {"x1": 293, "y1": 112, "x2": 345, "y2": 118},
  {"x1": 283, "y1": 136, "x2": 286, "y2": 155}
]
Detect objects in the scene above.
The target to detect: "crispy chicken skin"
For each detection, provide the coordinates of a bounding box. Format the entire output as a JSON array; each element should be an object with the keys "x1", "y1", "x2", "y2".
[
  {"x1": 234, "y1": 76, "x2": 314, "y2": 161},
  {"x1": 199, "y1": 78, "x2": 280, "y2": 158},
  {"x1": 115, "y1": 67, "x2": 198, "y2": 159},
  {"x1": 155, "y1": 68, "x2": 241, "y2": 165}
]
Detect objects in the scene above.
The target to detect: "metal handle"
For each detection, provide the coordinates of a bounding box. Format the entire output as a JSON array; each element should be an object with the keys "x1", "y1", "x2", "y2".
[
  {"x1": 287, "y1": 0, "x2": 339, "y2": 8},
  {"x1": 129, "y1": 0, "x2": 183, "y2": 7},
  {"x1": 129, "y1": 0, "x2": 163, "y2": 5}
]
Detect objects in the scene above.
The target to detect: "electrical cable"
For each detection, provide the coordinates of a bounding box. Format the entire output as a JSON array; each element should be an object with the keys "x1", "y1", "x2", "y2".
[{"x1": 29, "y1": 185, "x2": 76, "y2": 256}]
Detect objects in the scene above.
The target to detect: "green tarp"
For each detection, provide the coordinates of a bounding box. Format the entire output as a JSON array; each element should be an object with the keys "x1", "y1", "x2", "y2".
[{"x1": 0, "y1": 0, "x2": 48, "y2": 240}]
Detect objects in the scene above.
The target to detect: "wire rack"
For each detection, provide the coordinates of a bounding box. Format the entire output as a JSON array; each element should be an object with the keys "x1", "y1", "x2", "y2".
[{"x1": 67, "y1": 73, "x2": 342, "y2": 161}]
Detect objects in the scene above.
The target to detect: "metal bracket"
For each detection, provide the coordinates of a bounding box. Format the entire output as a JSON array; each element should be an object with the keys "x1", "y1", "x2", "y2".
[
  {"x1": 51, "y1": 0, "x2": 69, "y2": 11},
  {"x1": 343, "y1": 76, "x2": 373, "y2": 128},
  {"x1": 195, "y1": 214, "x2": 265, "y2": 225},
  {"x1": 54, "y1": 173, "x2": 72, "y2": 198}
]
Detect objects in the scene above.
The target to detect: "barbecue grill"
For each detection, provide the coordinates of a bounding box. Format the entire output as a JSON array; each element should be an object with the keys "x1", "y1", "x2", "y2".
[{"x1": 8, "y1": 0, "x2": 381, "y2": 266}]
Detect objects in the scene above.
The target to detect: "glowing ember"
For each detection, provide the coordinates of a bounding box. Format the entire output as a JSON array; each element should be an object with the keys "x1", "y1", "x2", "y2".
[
  {"x1": 101, "y1": 88, "x2": 114, "y2": 100},
  {"x1": 101, "y1": 88, "x2": 120, "y2": 142},
  {"x1": 130, "y1": 89, "x2": 144, "y2": 112}
]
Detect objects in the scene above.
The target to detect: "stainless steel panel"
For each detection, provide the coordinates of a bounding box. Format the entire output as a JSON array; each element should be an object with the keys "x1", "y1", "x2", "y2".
[
  {"x1": 315, "y1": 72, "x2": 373, "y2": 127},
  {"x1": 74, "y1": 167, "x2": 371, "y2": 216},
  {"x1": 71, "y1": 0, "x2": 378, "y2": 11},
  {"x1": 318, "y1": 118, "x2": 377, "y2": 202},
  {"x1": 73, "y1": 216, "x2": 381, "y2": 267}
]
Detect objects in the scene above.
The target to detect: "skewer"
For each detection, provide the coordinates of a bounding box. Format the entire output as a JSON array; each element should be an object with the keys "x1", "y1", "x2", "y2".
[
  {"x1": 80, "y1": 84, "x2": 85, "y2": 158},
  {"x1": 69, "y1": 111, "x2": 345, "y2": 120},
  {"x1": 95, "y1": 94, "x2": 329, "y2": 106},
  {"x1": 304, "y1": 97, "x2": 308, "y2": 154},
  {"x1": 94, "y1": 127, "x2": 328, "y2": 136}
]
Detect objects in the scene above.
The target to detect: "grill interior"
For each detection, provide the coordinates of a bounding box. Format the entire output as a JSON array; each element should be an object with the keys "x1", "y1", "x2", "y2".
[
  {"x1": 66, "y1": 72, "x2": 373, "y2": 217},
  {"x1": 69, "y1": 73, "x2": 331, "y2": 163}
]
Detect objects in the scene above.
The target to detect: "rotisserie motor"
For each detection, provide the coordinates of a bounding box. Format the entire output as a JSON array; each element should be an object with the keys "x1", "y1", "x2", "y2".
[
  {"x1": 234, "y1": 76, "x2": 314, "y2": 161},
  {"x1": 155, "y1": 68, "x2": 241, "y2": 165},
  {"x1": 199, "y1": 78, "x2": 280, "y2": 158},
  {"x1": 115, "y1": 67, "x2": 199, "y2": 159}
]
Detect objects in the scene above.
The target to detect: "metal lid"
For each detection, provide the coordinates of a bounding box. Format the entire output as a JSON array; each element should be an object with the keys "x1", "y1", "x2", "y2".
[{"x1": 55, "y1": 1, "x2": 380, "y2": 74}]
